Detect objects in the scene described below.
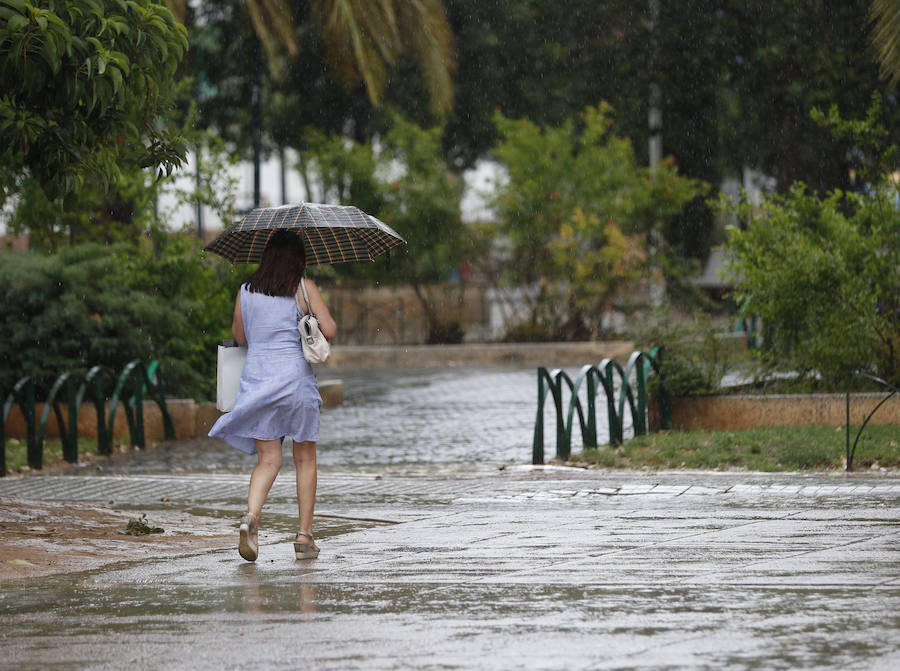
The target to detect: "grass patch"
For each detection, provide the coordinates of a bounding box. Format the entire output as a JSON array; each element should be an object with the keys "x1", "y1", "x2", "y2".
[
  {"x1": 3, "y1": 437, "x2": 100, "y2": 474},
  {"x1": 571, "y1": 425, "x2": 900, "y2": 472}
]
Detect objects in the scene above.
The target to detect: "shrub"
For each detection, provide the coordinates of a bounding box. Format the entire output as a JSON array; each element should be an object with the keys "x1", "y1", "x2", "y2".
[
  {"x1": 0, "y1": 236, "x2": 240, "y2": 400},
  {"x1": 721, "y1": 99, "x2": 900, "y2": 389},
  {"x1": 723, "y1": 184, "x2": 899, "y2": 388},
  {"x1": 633, "y1": 310, "x2": 747, "y2": 396}
]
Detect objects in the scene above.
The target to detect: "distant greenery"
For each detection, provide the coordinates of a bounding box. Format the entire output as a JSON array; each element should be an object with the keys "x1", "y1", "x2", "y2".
[
  {"x1": 4, "y1": 105, "x2": 238, "y2": 252},
  {"x1": 488, "y1": 104, "x2": 706, "y2": 341},
  {"x1": 290, "y1": 115, "x2": 477, "y2": 343},
  {"x1": 566, "y1": 425, "x2": 900, "y2": 472}
]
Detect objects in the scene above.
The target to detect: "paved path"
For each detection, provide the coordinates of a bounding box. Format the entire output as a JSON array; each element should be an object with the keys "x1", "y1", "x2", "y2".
[
  {"x1": 2, "y1": 366, "x2": 899, "y2": 669},
  {"x1": 2, "y1": 465, "x2": 900, "y2": 670}
]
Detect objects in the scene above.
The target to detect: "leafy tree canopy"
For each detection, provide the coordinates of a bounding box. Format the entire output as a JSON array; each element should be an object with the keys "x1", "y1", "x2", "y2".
[
  {"x1": 444, "y1": 0, "x2": 899, "y2": 193},
  {"x1": 0, "y1": 0, "x2": 189, "y2": 206},
  {"x1": 182, "y1": 0, "x2": 898, "y2": 201}
]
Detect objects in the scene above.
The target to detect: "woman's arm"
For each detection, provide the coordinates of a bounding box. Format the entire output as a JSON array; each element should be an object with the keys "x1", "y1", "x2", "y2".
[
  {"x1": 303, "y1": 279, "x2": 337, "y2": 341},
  {"x1": 232, "y1": 291, "x2": 247, "y2": 345}
]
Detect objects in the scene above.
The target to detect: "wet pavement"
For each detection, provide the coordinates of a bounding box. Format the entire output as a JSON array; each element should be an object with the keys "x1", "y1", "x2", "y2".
[{"x1": 2, "y1": 366, "x2": 900, "y2": 669}]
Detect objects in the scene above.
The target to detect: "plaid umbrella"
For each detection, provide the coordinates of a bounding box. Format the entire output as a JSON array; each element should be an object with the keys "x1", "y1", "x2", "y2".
[{"x1": 204, "y1": 203, "x2": 406, "y2": 265}]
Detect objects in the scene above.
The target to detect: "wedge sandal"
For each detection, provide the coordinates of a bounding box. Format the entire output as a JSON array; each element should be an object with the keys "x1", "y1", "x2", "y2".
[
  {"x1": 294, "y1": 531, "x2": 319, "y2": 560},
  {"x1": 238, "y1": 513, "x2": 259, "y2": 562}
]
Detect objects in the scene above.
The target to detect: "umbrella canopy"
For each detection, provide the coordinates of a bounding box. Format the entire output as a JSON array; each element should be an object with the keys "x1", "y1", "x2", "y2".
[{"x1": 204, "y1": 203, "x2": 406, "y2": 265}]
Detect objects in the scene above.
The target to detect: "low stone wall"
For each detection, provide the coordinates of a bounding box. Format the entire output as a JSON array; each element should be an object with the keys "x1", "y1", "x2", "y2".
[
  {"x1": 320, "y1": 341, "x2": 636, "y2": 369},
  {"x1": 327, "y1": 285, "x2": 489, "y2": 345},
  {"x1": 671, "y1": 393, "x2": 900, "y2": 431}
]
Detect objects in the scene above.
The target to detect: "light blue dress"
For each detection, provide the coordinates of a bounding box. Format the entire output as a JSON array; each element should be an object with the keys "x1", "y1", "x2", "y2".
[{"x1": 209, "y1": 284, "x2": 321, "y2": 454}]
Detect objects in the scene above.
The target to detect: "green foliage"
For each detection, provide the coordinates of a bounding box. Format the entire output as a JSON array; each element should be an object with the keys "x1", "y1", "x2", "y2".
[
  {"x1": 295, "y1": 117, "x2": 467, "y2": 284},
  {"x1": 296, "y1": 127, "x2": 382, "y2": 214},
  {"x1": 633, "y1": 310, "x2": 746, "y2": 396},
  {"x1": 441, "y1": 0, "x2": 897, "y2": 202},
  {"x1": 183, "y1": 0, "x2": 898, "y2": 216},
  {"x1": 0, "y1": 236, "x2": 240, "y2": 400},
  {"x1": 184, "y1": 0, "x2": 454, "y2": 161},
  {"x1": 7, "y1": 102, "x2": 238, "y2": 252},
  {"x1": 724, "y1": 183, "x2": 900, "y2": 387},
  {"x1": 157, "y1": 129, "x2": 241, "y2": 232},
  {"x1": 7, "y1": 163, "x2": 160, "y2": 251},
  {"x1": 375, "y1": 116, "x2": 476, "y2": 342},
  {"x1": 0, "y1": 0, "x2": 188, "y2": 204},
  {"x1": 722, "y1": 104, "x2": 900, "y2": 387},
  {"x1": 704, "y1": 1, "x2": 895, "y2": 192},
  {"x1": 810, "y1": 94, "x2": 900, "y2": 185},
  {"x1": 489, "y1": 104, "x2": 705, "y2": 339},
  {"x1": 379, "y1": 116, "x2": 465, "y2": 283},
  {"x1": 550, "y1": 210, "x2": 648, "y2": 332}
]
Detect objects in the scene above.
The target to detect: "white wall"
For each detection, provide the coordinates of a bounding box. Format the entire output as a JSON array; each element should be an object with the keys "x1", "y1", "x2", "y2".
[{"x1": 1, "y1": 152, "x2": 502, "y2": 235}]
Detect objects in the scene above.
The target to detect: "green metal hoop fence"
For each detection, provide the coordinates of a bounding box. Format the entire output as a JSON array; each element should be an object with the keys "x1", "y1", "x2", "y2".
[
  {"x1": 533, "y1": 348, "x2": 671, "y2": 464},
  {"x1": 1, "y1": 360, "x2": 175, "y2": 476},
  {"x1": 845, "y1": 371, "x2": 899, "y2": 471}
]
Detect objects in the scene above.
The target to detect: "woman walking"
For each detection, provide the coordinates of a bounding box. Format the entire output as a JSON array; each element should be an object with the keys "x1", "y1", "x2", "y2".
[{"x1": 209, "y1": 230, "x2": 337, "y2": 562}]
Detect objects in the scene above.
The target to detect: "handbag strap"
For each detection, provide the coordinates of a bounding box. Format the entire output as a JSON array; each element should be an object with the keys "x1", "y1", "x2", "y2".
[{"x1": 297, "y1": 277, "x2": 314, "y2": 318}]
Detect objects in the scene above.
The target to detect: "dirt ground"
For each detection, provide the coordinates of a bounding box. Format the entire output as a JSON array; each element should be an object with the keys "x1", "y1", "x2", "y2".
[{"x1": 0, "y1": 498, "x2": 235, "y2": 581}]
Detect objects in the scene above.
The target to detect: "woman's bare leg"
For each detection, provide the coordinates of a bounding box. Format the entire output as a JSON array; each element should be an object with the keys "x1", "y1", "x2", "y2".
[
  {"x1": 247, "y1": 439, "x2": 283, "y2": 519},
  {"x1": 292, "y1": 440, "x2": 317, "y2": 535}
]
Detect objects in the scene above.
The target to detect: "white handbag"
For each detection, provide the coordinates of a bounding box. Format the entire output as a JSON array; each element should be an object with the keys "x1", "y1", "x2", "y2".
[
  {"x1": 296, "y1": 278, "x2": 331, "y2": 363},
  {"x1": 216, "y1": 341, "x2": 248, "y2": 411}
]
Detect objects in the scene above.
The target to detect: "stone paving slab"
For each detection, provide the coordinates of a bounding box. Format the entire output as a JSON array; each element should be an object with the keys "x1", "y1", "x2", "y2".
[{"x1": 5, "y1": 468, "x2": 900, "y2": 504}]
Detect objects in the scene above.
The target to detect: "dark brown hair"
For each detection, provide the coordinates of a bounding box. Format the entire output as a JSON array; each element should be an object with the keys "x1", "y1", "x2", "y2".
[{"x1": 244, "y1": 230, "x2": 306, "y2": 297}]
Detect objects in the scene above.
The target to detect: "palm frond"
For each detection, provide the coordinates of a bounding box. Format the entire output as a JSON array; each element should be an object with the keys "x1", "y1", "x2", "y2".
[
  {"x1": 310, "y1": 0, "x2": 454, "y2": 117},
  {"x1": 870, "y1": 0, "x2": 900, "y2": 86},
  {"x1": 311, "y1": 0, "x2": 400, "y2": 108},
  {"x1": 395, "y1": 0, "x2": 456, "y2": 119},
  {"x1": 242, "y1": 0, "x2": 298, "y2": 79},
  {"x1": 165, "y1": 0, "x2": 187, "y2": 24}
]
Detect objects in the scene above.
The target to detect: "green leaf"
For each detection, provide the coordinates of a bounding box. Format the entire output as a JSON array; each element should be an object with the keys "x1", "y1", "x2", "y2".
[
  {"x1": 1, "y1": 0, "x2": 28, "y2": 13},
  {"x1": 39, "y1": 34, "x2": 60, "y2": 73},
  {"x1": 6, "y1": 14, "x2": 28, "y2": 32},
  {"x1": 109, "y1": 66, "x2": 122, "y2": 94}
]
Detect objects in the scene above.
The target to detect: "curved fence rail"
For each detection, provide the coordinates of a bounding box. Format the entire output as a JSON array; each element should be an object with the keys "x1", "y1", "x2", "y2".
[
  {"x1": 846, "y1": 372, "x2": 899, "y2": 471},
  {"x1": 533, "y1": 348, "x2": 670, "y2": 464},
  {"x1": 1, "y1": 360, "x2": 175, "y2": 476}
]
